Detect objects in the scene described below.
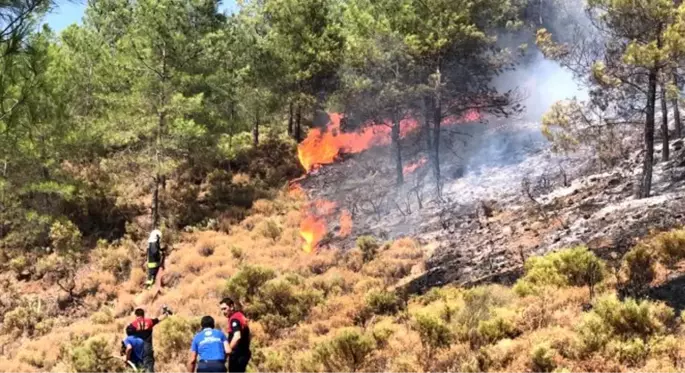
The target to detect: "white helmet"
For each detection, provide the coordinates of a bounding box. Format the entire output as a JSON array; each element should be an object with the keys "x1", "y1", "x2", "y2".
[{"x1": 148, "y1": 229, "x2": 162, "y2": 243}]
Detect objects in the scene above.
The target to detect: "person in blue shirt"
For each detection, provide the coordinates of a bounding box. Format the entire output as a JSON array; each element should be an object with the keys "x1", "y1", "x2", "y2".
[
  {"x1": 187, "y1": 316, "x2": 229, "y2": 373},
  {"x1": 123, "y1": 325, "x2": 145, "y2": 371}
]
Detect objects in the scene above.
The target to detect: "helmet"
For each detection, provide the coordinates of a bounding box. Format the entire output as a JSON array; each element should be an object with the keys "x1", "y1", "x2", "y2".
[{"x1": 148, "y1": 229, "x2": 162, "y2": 243}]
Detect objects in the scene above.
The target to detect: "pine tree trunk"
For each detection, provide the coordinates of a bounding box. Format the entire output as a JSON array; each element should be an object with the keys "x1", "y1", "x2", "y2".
[
  {"x1": 392, "y1": 115, "x2": 403, "y2": 186},
  {"x1": 661, "y1": 83, "x2": 669, "y2": 161},
  {"x1": 673, "y1": 74, "x2": 682, "y2": 138},
  {"x1": 432, "y1": 98, "x2": 441, "y2": 198},
  {"x1": 640, "y1": 68, "x2": 658, "y2": 199},
  {"x1": 423, "y1": 95, "x2": 433, "y2": 152},
  {"x1": 295, "y1": 103, "x2": 302, "y2": 142},
  {"x1": 288, "y1": 101, "x2": 294, "y2": 137},
  {"x1": 152, "y1": 48, "x2": 168, "y2": 229},
  {"x1": 253, "y1": 107, "x2": 260, "y2": 147}
]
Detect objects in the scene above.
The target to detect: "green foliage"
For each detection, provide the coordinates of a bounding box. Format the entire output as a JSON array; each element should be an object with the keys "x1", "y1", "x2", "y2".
[
  {"x1": 356, "y1": 235, "x2": 379, "y2": 263},
  {"x1": 254, "y1": 218, "x2": 282, "y2": 241},
  {"x1": 514, "y1": 246, "x2": 606, "y2": 296},
  {"x1": 313, "y1": 327, "x2": 375, "y2": 372},
  {"x1": 622, "y1": 244, "x2": 657, "y2": 295},
  {"x1": 364, "y1": 289, "x2": 404, "y2": 316},
  {"x1": 530, "y1": 343, "x2": 557, "y2": 372},
  {"x1": 3, "y1": 296, "x2": 50, "y2": 337},
  {"x1": 223, "y1": 265, "x2": 277, "y2": 305},
  {"x1": 412, "y1": 313, "x2": 453, "y2": 352},
  {"x1": 476, "y1": 312, "x2": 519, "y2": 345},
  {"x1": 606, "y1": 338, "x2": 649, "y2": 366},
  {"x1": 156, "y1": 316, "x2": 196, "y2": 362},
  {"x1": 642, "y1": 229, "x2": 685, "y2": 266},
  {"x1": 67, "y1": 336, "x2": 121, "y2": 373}
]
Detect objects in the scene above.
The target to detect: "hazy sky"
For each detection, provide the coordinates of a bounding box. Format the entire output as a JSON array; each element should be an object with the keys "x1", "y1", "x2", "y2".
[{"x1": 42, "y1": 0, "x2": 239, "y2": 32}]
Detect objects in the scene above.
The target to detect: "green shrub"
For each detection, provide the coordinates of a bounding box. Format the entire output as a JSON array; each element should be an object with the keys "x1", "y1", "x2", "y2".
[
  {"x1": 364, "y1": 289, "x2": 403, "y2": 316},
  {"x1": 3, "y1": 296, "x2": 49, "y2": 337},
  {"x1": 645, "y1": 229, "x2": 685, "y2": 266},
  {"x1": 591, "y1": 295, "x2": 674, "y2": 339},
  {"x1": 514, "y1": 246, "x2": 606, "y2": 296},
  {"x1": 457, "y1": 285, "x2": 513, "y2": 329},
  {"x1": 9, "y1": 255, "x2": 29, "y2": 275},
  {"x1": 576, "y1": 312, "x2": 612, "y2": 354},
  {"x1": 412, "y1": 313, "x2": 453, "y2": 353},
  {"x1": 606, "y1": 338, "x2": 649, "y2": 366},
  {"x1": 313, "y1": 327, "x2": 375, "y2": 372},
  {"x1": 156, "y1": 315, "x2": 196, "y2": 361},
  {"x1": 230, "y1": 246, "x2": 244, "y2": 261},
  {"x1": 94, "y1": 244, "x2": 133, "y2": 282},
  {"x1": 621, "y1": 244, "x2": 656, "y2": 296},
  {"x1": 223, "y1": 265, "x2": 277, "y2": 304},
  {"x1": 476, "y1": 314, "x2": 519, "y2": 345},
  {"x1": 246, "y1": 278, "x2": 323, "y2": 334},
  {"x1": 49, "y1": 219, "x2": 83, "y2": 254},
  {"x1": 255, "y1": 218, "x2": 282, "y2": 241},
  {"x1": 90, "y1": 308, "x2": 114, "y2": 325},
  {"x1": 356, "y1": 236, "x2": 379, "y2": 263},
  {"x1": 530, "y1": 343, "x2": 557, "y2": 372},
  {"x1": 68, "y1": 336, "x2": 122, "y2": 373}
]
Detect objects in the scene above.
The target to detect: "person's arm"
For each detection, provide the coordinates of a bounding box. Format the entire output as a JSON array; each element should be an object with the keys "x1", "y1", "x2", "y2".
[
  {"x1": 228, "y1": 320, "x2": 241, "y2": 353},
  {"x1": 125, "y1": 344, "x2": 132, "y2": 362},
  {"x1": 187, "y1": 351, "x2": 197, "y2": 373},
  {"x1": 188, "y1": 337, "x2": 198, "y2": 373},
  {"x1": 223, "y1": 340, "x2": 231, "y2": 359}
]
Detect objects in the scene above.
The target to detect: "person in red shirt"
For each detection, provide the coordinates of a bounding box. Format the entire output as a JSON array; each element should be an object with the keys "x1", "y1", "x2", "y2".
[
  {"x1": 128, "y1": 306, "x2": 171, "y2": 372},
  {"x1": 219, "y1": 298, "x2": 251, "y2": 373}
]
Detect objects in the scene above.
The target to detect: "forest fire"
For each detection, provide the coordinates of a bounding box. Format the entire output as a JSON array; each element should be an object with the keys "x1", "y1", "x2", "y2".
[
  {"x1": 403, "y1": 157, "x2": 428, "y2": 175},
  {"x1": 297, "y1": 110, "x2": 480, "y2": 172},
  {"x1": 299, "y1": 199, "x2": 337, "y2": 252}
]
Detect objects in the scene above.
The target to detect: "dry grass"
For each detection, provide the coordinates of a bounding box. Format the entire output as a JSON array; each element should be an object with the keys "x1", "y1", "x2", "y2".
[{"x1": 4, "y1": 191, "x2": 685, "y2": 373}]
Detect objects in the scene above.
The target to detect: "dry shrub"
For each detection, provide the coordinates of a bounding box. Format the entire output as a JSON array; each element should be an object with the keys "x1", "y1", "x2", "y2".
[
  {"x1": 232, "y1": 172, "x2": 251, "y2": 185},
  {"x1": 364, "y1": 289, "x2": 404, "y2": 316},
  {"x1": 252, "y1": 199, "x2": 276, "y2": 216},
  {"x1": 241, "y1": 214, "x2": 265, "y2": 231},
  {"x1": 530, "y1": 342, "x2": 558, "y2": 372},
  {"x1": 343, "y1": 249, "x2": 364, "y2": 272},
  {"x1": 179, "y1": 253, "x2": 208, "y2": 275},
  {"x1": 90, "y1": 308, "x2": 114, "y2": 325},
  {"x1": 299, "y1": 251, "x2": 337, "y2": 275},
  {"x1": 18, "y1": 349, "x2": 48, "y2": 370},
  {"x1": 92, "y1": 241, "x2": 133, "y2": 282},
  {"x1": 621, "y1": 244, "x2": 657, "y2": 296},
  {"x1": 284, "y1": 210, "x2": 302, "y2": 228},
  {"x1": 309, "y1": 269, "x2": 358, "y2": 297},
  {"x1": 313, "y1": 327, "x2": 375, "y2": 372},
  {"x1": 387, "y1": 238, "x2": 423, "y2": 260},
  {"x1": 4, "y1": 296, "x2": 51, "y2": 337},
  {"x1": 356, "y1": 235, "x2": 379, "y2": 263},
  {"x1": 362, "y1": 258, "x2": 414, "y2": 284},
  {"x1": 0, "y1": 357, "x2": 38, "y2": 373},
  {"x1": 114, "y1": 293, "x2": 136, "y2": 317},
  {"x1": 431, "y1": 343, "x2": 472, "y2": 372},
  {"x1": 253, "y1": 218, "x2": 282, "y2": 241},
  {"x1": 125, "y1": 267, "x2": 147, "y2": 293}
]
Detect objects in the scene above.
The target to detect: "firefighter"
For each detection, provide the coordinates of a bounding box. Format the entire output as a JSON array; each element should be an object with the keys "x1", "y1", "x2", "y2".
[
  {"x1": 145, "y1": 229, "x2": 165, "y2": 289},
  {"x1": 187, "y1": 316, "x2": 230, "y2": 373},
  {"x1": 128, "y1": 306, "x2": 172, "y2": 373},
  {"x1": 219, "y1": 298, "x2": 251, "y2": 373}
]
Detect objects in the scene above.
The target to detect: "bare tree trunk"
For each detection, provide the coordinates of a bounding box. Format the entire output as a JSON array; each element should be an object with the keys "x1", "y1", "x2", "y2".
[
  {"x1": 423, "y1": 95, "x2": 433, "y2": 152},
  {"x1": 432, "y1": 66, "x2": 442, "y2": 198},
  {"x1": 392, "y1": 115, "x2": 403, "y2": 186},
  {"x1": 253, "y1": 106, "x2": 260, "y2": 147},
  {"x1": 673, "y1": 73, "x2": 682, "y2": 138},
  {"x1": 295, "y1": 103, "x2": 302, "y2": 143},
  {"x1": 152, "y1": 47, "x2": 168, "y2": 229},
  {"x1": 661, "y1": 82, "x2": 669, "y2": 161},
  {"x1": 288, "y1": 101, "x2": 294, "y2": 137},
  {"x1": 640, "y1": 68, "x2": 658, "y2": 199}
]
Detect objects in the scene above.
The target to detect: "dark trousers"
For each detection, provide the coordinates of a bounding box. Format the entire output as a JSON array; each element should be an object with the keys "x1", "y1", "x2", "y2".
[
  {"x1": 197, "y1": 360, "x2": 227, "y2": 373},
  {"x1": 146, "y1": 267, "x2": 159, "y2": 287},
  {"x1": 228, "y1": 353, "x2": 250, "y2": 373},
  {"x1": 142, "y1": 343, "x2": 155, "y2": 372}
]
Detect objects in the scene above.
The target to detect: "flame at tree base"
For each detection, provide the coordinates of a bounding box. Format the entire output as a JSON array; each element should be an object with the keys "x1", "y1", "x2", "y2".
[{"x1": 300, "y1": 215, "x2": 327, "y2": 253}]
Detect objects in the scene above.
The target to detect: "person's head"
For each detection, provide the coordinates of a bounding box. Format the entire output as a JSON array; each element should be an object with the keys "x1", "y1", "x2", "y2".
[
  {"x1": 125, "y1": 324, "x2": 137, "y2": 336},
  {"x1": 219, "y1": 298, "x2": 236, "y2": 317},
  {"x1": 201, "y1": 315, "x2": 215, "y2": 329},
  {"x1": 134, "y1": 308, "x2": 145, "y2": 318},
  {"x1": 148, "y1": 229, "x2": 161, "y2": 243}
]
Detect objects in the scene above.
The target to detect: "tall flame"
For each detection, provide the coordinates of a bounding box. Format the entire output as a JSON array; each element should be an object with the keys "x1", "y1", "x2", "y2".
[
  {"x1": 299, "y1": 198, "x2": 337, "y2": 253},
  {"x1": 297, "y1": 110, "x2": 480, "y2": 172}
]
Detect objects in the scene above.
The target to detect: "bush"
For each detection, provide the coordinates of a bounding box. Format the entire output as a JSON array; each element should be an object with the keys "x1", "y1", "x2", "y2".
[
  {"x1": 412, "y1": 313, "x2": 453, "y2": 353},
  {"x1": 606, "y1": 338, "x2": 649, "y2": 366},
  {"x1": 3, "y1": 296, "x2": 49, "y2": 337},
  {"x1": 514, "y1": 246, "x2": 606, "y2": 296},
  {"x1": 476, "y1": 312, "x2": 519, "y2": 345},
  {"x1": 49, "y1": 219, "x2": 83, "y2": 254},
  {"x1": 621, "y1": 244, "x2": 657, "y2": 296},
  {"x1": 364, "y1": 289, "x2": 403, "y2": 316},
  {"x1": 457, "y1": 285, "x2": 513, "y2": 330},
  {"x1": 67, "y1": 336, "x2": 122, "y2": 373},
  {"x1": 644, "y1": 229, "x2": 685, "y2": 266},
  {"x1": 224, "y1": 265, "x2": 277, "y2": 304},
  {"x1": 530, "y1": 343, "x2": 557, "y2": 372},
  {"x1": 254, "y1": 218, "x2": 282, "y2": 241},
  {"x1": 313, "y1": 327, "x2": 375, "y2": 372},
  {"x1": 91, "y1": 308, "x2": 114, "y2": 325},
  {"x1": 246, "y1": 278, "x2": 323, "y2": 334},
  {"x1": 94, "y1": 243, "x2": 133, "y2": 282},
  {"x1": 356, "y1": 236, "x2": 379, "y2": 263},
  {"x1": 591, "y1": 295, "x2": 675, "y2": 339},
  {"x1": 156, "y1": 316, "x2": 196, "y2": 361}
]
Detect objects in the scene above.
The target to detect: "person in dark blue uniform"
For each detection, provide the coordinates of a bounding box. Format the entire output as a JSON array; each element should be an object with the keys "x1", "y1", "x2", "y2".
[
  {"x1": 187, "y1": 316, "x2": 229, "y2": 373},
  {"x1": 122, "y1": 325, "x2": 145, "y2": 371}
]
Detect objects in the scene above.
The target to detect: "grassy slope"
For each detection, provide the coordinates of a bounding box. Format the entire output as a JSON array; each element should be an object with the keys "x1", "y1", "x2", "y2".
[{"x1": 1, "y1": 187, "x2": 685, "y2": 373}]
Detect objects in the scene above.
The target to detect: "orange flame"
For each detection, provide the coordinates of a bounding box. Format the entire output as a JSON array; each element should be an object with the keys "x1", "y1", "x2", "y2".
[
  {"x1": 299, "y1": 198, "x2": 337, "y2": 253},
  {"x1": 403, "y1": 157, "x2": 428, "y2": 176},
  {"x1": 297, "y1": 110, "x2": 480, "y2": 172},
  {"x1": 339, "y1": 209, "x2": 352, "y2": 237}
]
